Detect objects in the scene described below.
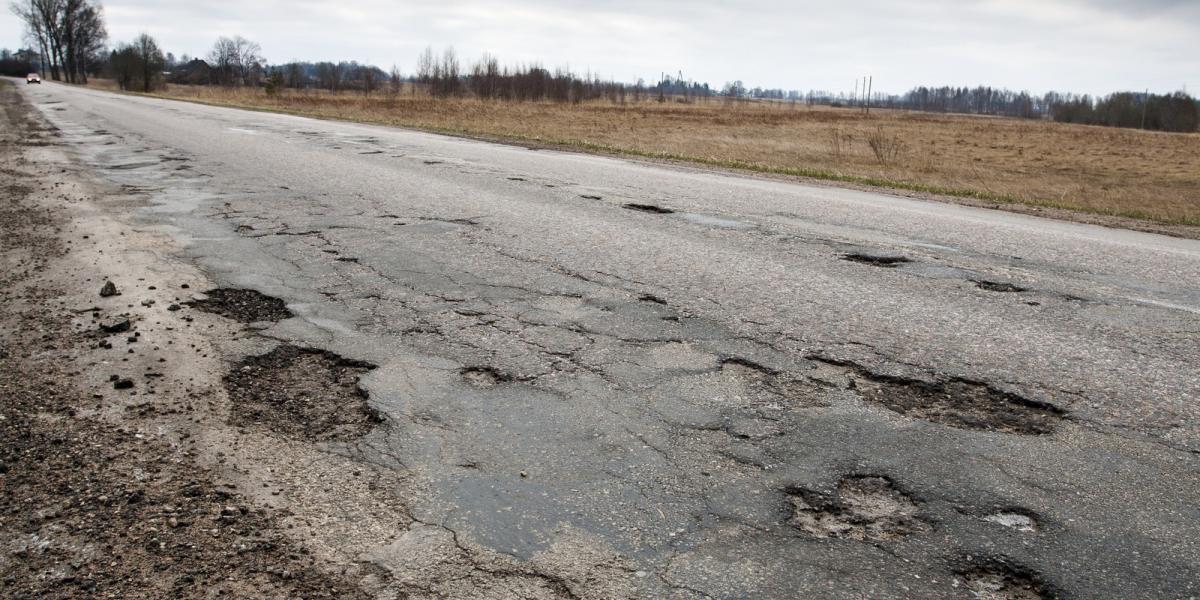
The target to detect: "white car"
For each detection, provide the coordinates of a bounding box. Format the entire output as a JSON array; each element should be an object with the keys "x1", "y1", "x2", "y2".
[{"x1": 26, "y1": 73, "x2": 41, "y2": 84}]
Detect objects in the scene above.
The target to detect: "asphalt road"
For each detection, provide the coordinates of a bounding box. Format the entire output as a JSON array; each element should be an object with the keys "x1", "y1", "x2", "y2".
[{"x1": 19, "y1": 80, "x2": 1200, "y2": 598}]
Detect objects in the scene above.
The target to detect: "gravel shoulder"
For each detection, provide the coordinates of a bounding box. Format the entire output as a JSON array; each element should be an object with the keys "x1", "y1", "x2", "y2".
[{"x1": 0, "y1": 80, "x2": 386, "y2": 598}]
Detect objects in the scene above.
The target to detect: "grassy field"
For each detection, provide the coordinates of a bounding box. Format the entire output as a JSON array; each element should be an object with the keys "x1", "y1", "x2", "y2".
[{"x1": 96, "y1": 82, "x2": 1200, "y2": 226}]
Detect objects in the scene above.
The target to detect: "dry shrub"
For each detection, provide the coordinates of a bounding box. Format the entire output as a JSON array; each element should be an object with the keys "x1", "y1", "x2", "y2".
[{"x1": 866, "y1": 127, "x2": 905, "y2": 165}]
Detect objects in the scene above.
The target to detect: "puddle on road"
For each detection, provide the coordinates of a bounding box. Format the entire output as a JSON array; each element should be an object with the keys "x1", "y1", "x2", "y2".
[
  {"x1": 787, "y1": 475, "x2": 930, "y2": 541},
  {"x1": 225, "y1": 345, "x2": 381, "y2": 441}
]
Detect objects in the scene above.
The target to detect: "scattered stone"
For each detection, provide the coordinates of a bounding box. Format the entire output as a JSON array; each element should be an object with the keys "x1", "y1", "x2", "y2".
[
  {"x1": 113, "y1": 378, "x2": 134, "y2": 390},
  {"x1": 99, "y1": 280, "x2": 118, "y2": 297},
  {"x1": 101, "y1": 319, "x2": 131, "y2": 334}
]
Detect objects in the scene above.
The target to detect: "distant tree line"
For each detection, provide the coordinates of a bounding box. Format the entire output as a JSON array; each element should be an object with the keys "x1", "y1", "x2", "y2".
[
  {"x1": 796, "y1": 85, "x2": 1199, "y2": 133},
  {"x1": 10, "y1": 0, "x2": 107, "y2": 83},
  {"x1": 7, "y1": 14, "x2": 1196, "y2": 134},
  {"x1": 1044, "y1": 91, "x2": 1198, "y2": 132},
  {"x1": 0, "y1": 47, "x2": 39, "y2": 76}
]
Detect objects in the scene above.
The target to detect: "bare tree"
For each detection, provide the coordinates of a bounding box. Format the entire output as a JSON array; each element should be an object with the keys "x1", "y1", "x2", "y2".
[
  {"x1": 132, "y1": 32, "x2": 163, "y2": 92},
  {"x1": 10, "y1": 0, "x2": 104, "y2": 83},
  {"x1": 208, "y1": 35, "x2": 263, "y2": 86},
  {"x1": 361, "y1": 64, "x2": 376, "y2": 95},
  {"x1": 11, "y1": 0, "x2": 63, "y2": 80},
  {"x1": 284, "y1": 61, "x2": 304, "y2": 88},
  {"x1": 416, "y1": 45, "x2": 434, "y2": 86},
  {"x1": 388, "y1": 64, "x2": 402, "y2": 95},
  {"x1": 63, "y1": 0, "x2": 105, "y2": 83}
]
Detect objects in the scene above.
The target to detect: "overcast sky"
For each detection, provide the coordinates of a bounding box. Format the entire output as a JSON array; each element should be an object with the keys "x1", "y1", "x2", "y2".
[{"x1": 3, "y1": 0, "x2": 1197, "y2": 96}]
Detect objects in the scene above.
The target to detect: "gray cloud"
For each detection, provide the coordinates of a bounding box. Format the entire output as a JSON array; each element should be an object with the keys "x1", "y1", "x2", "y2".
[{"x1": 3, "y1": 0, "x2": 1197, "y2": 95}]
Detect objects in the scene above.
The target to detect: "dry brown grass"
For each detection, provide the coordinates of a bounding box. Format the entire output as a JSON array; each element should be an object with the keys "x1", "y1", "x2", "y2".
[{"x1": 94, "y1": 81, "x2": 1200, "y2": 225}]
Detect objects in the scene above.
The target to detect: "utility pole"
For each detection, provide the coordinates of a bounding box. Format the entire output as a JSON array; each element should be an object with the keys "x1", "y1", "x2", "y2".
[
  {"x1": 866, "y1": 76, "x2": 873, "y2": 115},
  {"x1": 1140, "y1": 88, "x2": 1148, "y2": 130},
  {"x1": 853, "y1": 78, "x2": 859, "y2": 107}
]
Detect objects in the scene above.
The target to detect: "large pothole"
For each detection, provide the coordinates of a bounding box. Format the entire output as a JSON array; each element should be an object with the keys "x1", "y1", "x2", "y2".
[
  {"x1": 814, "y1": 358, "x2": 1065, "y2": 435},
  {"x1": 786, "y1": 475, "x2": 930, "y2": 541},
  {"x1": 190, "y1": 288, "x2": 294, "y2": 323},
  {"x1": 224, "y1": 345, "x2": 381, "y2": 441},
  {"x1": 958, "y1": 561, "x2": 1056, "y2": 600}
]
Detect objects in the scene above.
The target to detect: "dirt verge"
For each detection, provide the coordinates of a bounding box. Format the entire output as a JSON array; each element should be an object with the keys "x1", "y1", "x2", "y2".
[{"x1": 0, "y1": 79, "x2": 375, "y2": 599}]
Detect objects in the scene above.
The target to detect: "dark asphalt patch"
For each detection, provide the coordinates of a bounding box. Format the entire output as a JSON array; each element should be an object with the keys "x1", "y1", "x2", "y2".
[
  {"x1": 623, "y1": 203, "x2": 675, "y2": 214},
  {"x1": 974, "y1": 280, "x2": 1029, "y2": 293},
  {"x1": 224, "y1": 345, "x2": 381, "y2": 441},
  {"x1": 813, "y1": 358, "x2": 1065, "y2": 434},
  {"x1": 189, "y1": 288, "x2": 293, "y2": 323},
  {"x1": 841, "y1": 253, "x2": 911, "y2": 267},
  {"x1": 786, "y1": 475, "x2": 930, "y2": 541}
]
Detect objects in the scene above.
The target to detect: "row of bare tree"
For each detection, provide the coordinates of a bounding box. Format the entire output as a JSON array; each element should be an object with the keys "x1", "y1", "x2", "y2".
[{"x1": 10, "y1": 0, "x2": 106, "y2": 83}]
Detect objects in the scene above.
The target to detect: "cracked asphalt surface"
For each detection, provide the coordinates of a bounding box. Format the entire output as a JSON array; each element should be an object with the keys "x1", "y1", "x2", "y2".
[{"x1": 13, "y1": 79, "x2": 1200, "y2": 598}]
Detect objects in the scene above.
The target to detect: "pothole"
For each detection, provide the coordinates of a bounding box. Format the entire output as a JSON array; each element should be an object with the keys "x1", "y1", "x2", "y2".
[
  {"x1": 623, "y1": 203, "x2": 675, "y2": 214},
  {"x1": 841, "y1": 253, "x2": 911, "y2": 267},
  {"x1": 786, "y1": 475, "x2": 930, "y2": 541},
  {"x1": 224, "y1": 345, "x2": 381, "y2": 441},
  {"x1": 814, "y1": 358, "x2": 1065, "y2": 435},
  {"x1": 460, "y1": 366, "x2": 512, "y2": 387},
  {"x1": 958, "y1": 562, "x2": 1055, "y2": 600},
  {"x1": 720, "y1": 358, "x2": 829, "y2": 408},
  {"x1": 974, "y1": 280, "x2": 1028, "y2": 293},
  {"x1": 983, "y1": 510, "x2": 1039, "y2": 532},
  {"x1": 189, "y1": 288, "x2": 293, "y2": 323}
]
